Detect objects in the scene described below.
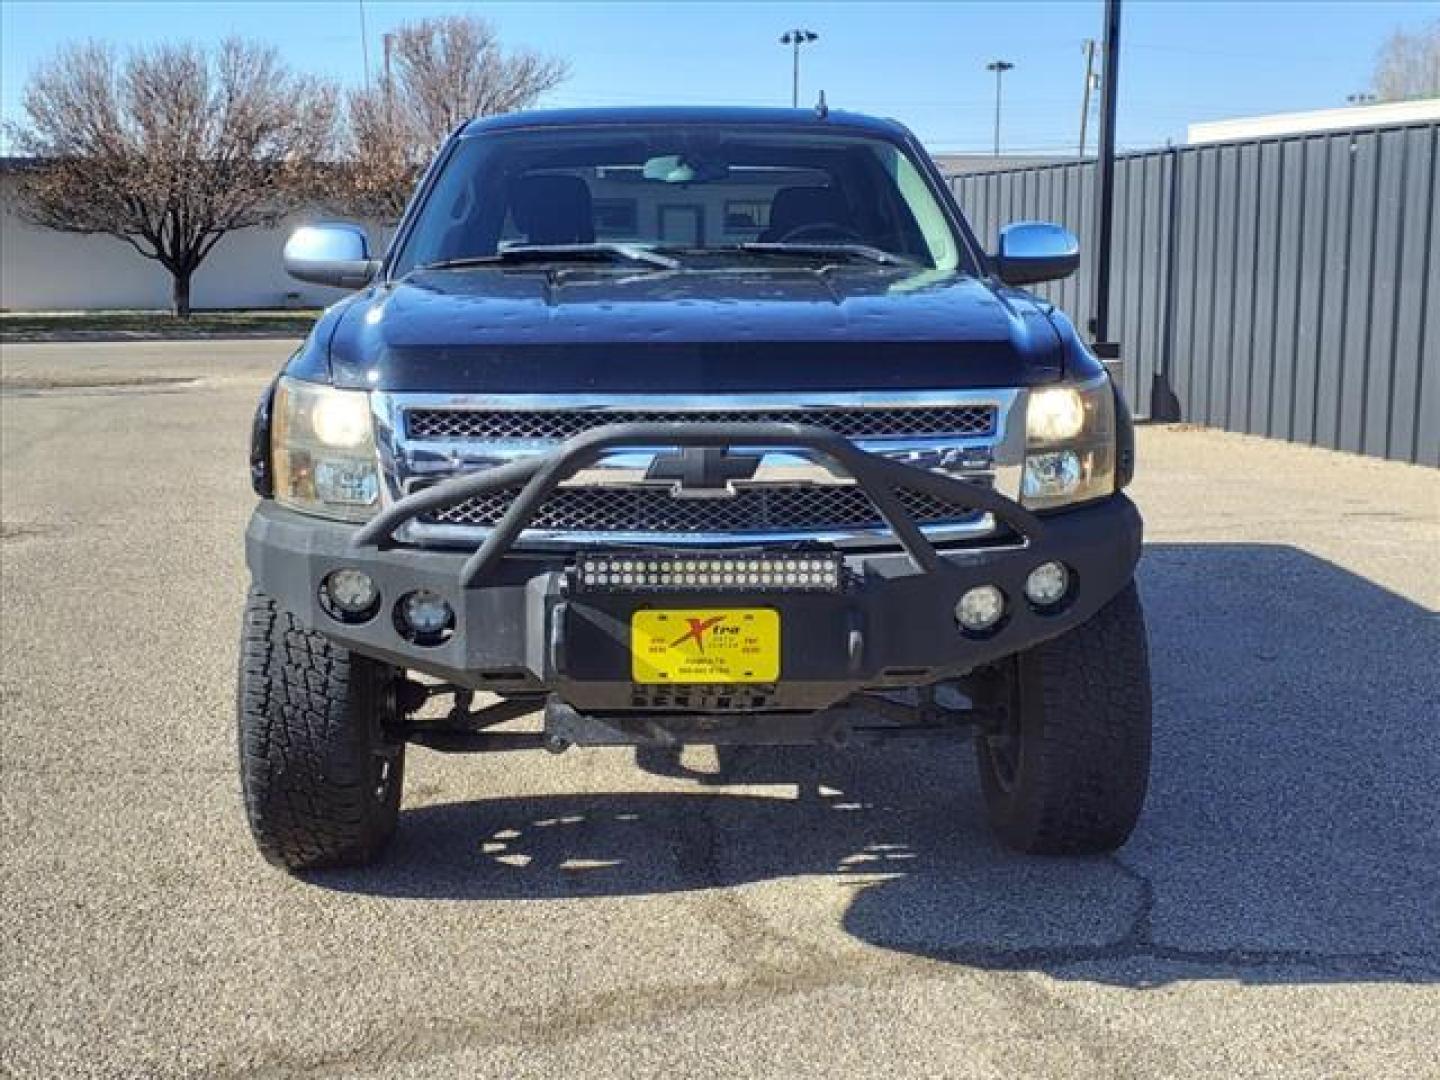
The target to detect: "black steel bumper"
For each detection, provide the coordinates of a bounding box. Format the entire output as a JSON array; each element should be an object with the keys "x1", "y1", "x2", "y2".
[{"x1": 246, "y1": 422, "x2": 1142, "y2": 713}]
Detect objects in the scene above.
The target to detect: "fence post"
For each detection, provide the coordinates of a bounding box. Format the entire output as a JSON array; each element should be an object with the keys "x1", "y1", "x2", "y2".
[{"x1": 1151, "y1": 146, "x2": 1184, "y2": 421}]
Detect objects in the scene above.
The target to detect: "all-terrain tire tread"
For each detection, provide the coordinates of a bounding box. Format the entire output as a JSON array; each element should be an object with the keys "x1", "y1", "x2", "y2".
[
  {"x1": 979, "y1": 582, "x2": 1152, "y2": 855},
  {"x1": 237, "y1": 588, "x2": 401, "y2": 870}
]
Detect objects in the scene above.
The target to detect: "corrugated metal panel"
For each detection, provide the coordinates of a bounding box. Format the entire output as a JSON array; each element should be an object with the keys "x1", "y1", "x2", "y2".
[
  {"x1": 1364, "y1": 127, "x2": 1406, "y2": 458},
  {"x1": 1418, "y1": 127, "x2": 1440, "y2": 467},
  {"x1": 1291, "y1": 136, "x2": 1329, "y2": 445},
  {"x1": 947, "y1": 120, "x2": 1439, "y2": 464},
  {"x1": 1390, "y1": 126, "x2": 1434, "y2": 463},
  {"x1": 1248, "y1": 138, "x2": 1283, "y2": 437}
]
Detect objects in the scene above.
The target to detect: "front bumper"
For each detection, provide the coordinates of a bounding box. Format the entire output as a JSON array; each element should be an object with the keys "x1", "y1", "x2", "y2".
[{"x1": 246, "y1": 421, "x2": 1141, "y2": 713}]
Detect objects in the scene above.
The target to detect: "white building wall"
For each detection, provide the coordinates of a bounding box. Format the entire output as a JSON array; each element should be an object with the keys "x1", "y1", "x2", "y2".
[
  {"x1": 1187, "y1": 97, "x2": 1440, "y2": 145},
  {"x1": 0, "y1": 174, "x2": 378, "y2": 311}
]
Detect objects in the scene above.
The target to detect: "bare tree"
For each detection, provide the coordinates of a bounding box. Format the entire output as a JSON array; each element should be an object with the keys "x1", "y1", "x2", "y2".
[
  {"x1": 10, "y1": 40, "x2": 336, "y2": 317},
  {"x1": 343, "y1": 15, "x2": 568, "y2": 220},
  {"x1": 1371, "y1": 20, "x2": 1440, "y2": 102}
]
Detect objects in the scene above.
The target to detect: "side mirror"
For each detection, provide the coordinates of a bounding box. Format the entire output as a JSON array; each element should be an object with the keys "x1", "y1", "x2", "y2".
[
  {"x1": 994, "y1": 221, "x2": 1080, "y2": 286},
  {"x1": 283, "y1": 224, "x2": 380, "y2": 289}
]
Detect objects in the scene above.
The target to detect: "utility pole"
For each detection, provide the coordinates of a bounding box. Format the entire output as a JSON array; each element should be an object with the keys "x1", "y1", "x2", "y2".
[
  {"x1": 382, "y1": 32, "x2": 395, "y2": 122},
  {"x1": 1078, "y1": 38, "x2": 1097, "y2": 157},
  {"x1": 1092, "y1": 0, "x2": 1121, "y2": 351},
  {"x1": 986, "y1": 59, "x2": 1014, "y2": 156},
  {"x1": 779, "y1": 30, "x2": 819, "y2": 108},
  {"x1": 358, "y1": 0, "x2": 371, "y2": 89}
]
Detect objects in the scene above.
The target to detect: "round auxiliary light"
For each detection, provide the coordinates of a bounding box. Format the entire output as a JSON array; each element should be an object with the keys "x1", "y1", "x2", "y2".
[
  {"x1": 1025, "y1": 561, "x2": 1071, "y2": 608},
  {"x1": 955, "y1": 585, "x2": 1005, "y2": 633},
  {"x1": 320, "y1": 568, "x2": 380, "y2": 622},
  {"x1": 396, "y1": 589, "x2": 455, "y2": 645}
]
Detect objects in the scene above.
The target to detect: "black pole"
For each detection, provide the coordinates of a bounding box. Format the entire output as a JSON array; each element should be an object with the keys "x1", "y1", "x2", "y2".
[{"x1": 1091, "y1": 0, "x2": 1121, "y2": 344}]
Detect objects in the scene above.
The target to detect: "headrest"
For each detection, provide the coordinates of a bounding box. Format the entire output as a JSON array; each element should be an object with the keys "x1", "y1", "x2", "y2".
[
  {"x1": 765, "y1": 186, "x2": 850, "y2": 237},
  {"x1": 510, "y1": 174, "x2": 595, "y2": 244}
]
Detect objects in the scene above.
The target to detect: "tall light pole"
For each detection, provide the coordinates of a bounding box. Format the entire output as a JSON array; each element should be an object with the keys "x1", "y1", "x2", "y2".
[
  {"x1": 986, "y1": 60, "x2": 1014, "y2": 156},
  {"x1": 1078, "y1": 39, "x2": 1097, "y2": 157},
  {"x1": 780, "y1": 30, "x2": 819, "y2": 108},
  {"x1": 358, "y1": 0, "x2": 371, "y2": 89},
  {"x1": 382, "y1": 32, "x2": 395, "y2": 120}
]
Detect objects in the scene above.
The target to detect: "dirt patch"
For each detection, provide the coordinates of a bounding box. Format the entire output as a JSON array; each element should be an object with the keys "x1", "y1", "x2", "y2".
[
  {"x1": 0, "y1": 521, "x2": 61, "y2": 544},
  {"x1": 0, "y1": 375, "x2": 201, "y2": 397}
]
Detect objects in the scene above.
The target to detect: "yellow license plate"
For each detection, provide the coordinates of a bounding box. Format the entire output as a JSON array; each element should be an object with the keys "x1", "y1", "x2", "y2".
[{"x1": 631, "y1": 608, "x2": 780, "y2": 684}]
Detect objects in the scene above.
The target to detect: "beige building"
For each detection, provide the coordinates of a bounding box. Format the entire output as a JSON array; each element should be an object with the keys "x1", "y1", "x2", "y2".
[{"x1": 0, "y1": 164, "x2": 363, "y2": 311}]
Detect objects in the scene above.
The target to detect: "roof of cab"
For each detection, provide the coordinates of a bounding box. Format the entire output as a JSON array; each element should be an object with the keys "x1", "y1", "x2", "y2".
[{"x1": 458, "y1": 106, "x2": 912, "y2": 140}]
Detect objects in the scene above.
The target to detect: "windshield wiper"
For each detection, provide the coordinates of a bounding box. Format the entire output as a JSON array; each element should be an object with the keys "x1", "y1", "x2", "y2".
[
  {"x1": 419, "y1": 243, "x2": 679, "y2": 272},
  {"x1": 736, "y1": 242, "x2": 917, "y2": 267}
]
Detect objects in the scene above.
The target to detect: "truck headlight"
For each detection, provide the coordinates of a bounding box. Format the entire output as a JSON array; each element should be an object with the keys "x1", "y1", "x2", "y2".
[
  {"x1": 272, "y1": 376, "x2": 380, "y2": 522},
  {"x1": 1021, "y1": 375, "x2": 1115, "y2": 510}
]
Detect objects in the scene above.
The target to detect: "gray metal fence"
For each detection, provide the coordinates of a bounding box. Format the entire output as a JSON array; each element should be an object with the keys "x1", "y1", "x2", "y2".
[{"x1": 950, "y1": 122, "x2": 1439, "y2": 466}]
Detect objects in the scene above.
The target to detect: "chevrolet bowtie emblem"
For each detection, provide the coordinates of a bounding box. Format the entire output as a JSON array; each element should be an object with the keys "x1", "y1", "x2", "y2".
[{"x1": 645, "y1": 447, "x2": 762, "y2": 497}]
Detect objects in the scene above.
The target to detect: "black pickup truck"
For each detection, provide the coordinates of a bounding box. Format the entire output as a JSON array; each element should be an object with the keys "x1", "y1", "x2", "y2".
[{"x1": 240, "y1": 107, "x2": 1150, "y2": 871}]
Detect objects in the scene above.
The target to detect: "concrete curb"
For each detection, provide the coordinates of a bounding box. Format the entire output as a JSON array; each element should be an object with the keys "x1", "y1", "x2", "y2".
[{"x1": 1, "y1": 329, "x2": 309, "y2": 343}]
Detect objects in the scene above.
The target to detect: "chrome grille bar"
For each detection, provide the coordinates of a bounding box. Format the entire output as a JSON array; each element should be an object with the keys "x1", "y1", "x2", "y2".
[
  {"x1": 407, "y1": 403, "x2": 996, "y2": 442},
  {"x1": 372, "y1": 389, "x2": 1027, "y2": 548},
  {"x1": 423, "y1": 481, "x2": 994, "y2": 533}
]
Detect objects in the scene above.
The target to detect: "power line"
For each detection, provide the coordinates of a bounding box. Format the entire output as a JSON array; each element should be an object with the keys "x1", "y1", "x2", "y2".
[{"x1": 1124, "y1": 41, "x2": 1360, "y2": 64}]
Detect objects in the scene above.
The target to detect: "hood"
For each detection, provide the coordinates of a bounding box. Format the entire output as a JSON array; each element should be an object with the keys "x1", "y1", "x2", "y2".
[{"x1": 323, "y1": 265, "x2": 1065, "y2": 393}]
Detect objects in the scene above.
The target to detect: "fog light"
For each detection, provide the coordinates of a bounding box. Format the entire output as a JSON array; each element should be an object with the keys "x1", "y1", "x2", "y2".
[
  {"x1": 1022, "y1": 450, "x2": 1082, "y2": 502},
  {"x1": 320, "y1": 568, "x2": 379, "y2": 621},
  {"x1": 313, "y1": 458, "x2": 380, "y2": 506},
  {"x1": 396, "y1": 589, "x2": 455, "y2": 645},
  {"x1": 956, "y1": 585, "x2": 1005, "y2": 632},
  {"x1": 1025, "y1": 561, "x2": 1070, "y2": 607}
]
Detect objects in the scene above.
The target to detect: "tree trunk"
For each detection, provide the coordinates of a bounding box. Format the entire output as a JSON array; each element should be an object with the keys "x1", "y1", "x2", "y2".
[{"x1": 170, "y1": 269, "x2": 193, "y2": 319}]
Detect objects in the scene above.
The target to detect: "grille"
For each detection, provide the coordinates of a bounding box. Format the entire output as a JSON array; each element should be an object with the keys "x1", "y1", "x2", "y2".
[
  {"x1": 423, "y1": 483, "x2": 985, "y2": 534},
  {"x1": 406, "y1": 404, "x2": 996, "y2": 442}
]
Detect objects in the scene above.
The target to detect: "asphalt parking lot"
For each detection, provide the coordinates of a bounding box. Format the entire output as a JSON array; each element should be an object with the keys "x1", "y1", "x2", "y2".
[{"x1": 2, "y1": 339, "x2": 1437, "y2": 1078}]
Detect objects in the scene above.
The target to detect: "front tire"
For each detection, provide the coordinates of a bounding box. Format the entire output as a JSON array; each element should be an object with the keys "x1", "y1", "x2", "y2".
[
  {"x1": 976, "y1": 582, "x2": 1152, "y2": 855},
  {"x1": 237, "y1": 588, "x2": 405, "y2": 870}
]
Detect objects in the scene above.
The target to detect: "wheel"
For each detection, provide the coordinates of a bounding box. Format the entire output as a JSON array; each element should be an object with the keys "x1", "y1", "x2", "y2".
[
  {"x1": 975, "y1": 581, "x2": 1152, "y2": 855},
  {"x1": 237, "y1": 588, "x2": 406, "y2": 870}
]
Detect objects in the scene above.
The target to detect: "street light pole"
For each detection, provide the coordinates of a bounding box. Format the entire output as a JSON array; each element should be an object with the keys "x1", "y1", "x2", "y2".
[
  {"x1": 1092, "y1": 0, "x2": 1120, "y2": 346},
  {"x1": 358, "y1": 0, "x2": 371, "y2": 89},
  {"x1": 780, "y1": 29, "x2": 819, "y2": 108},
  {"x1": 986, "y1": 60, "x2": 1014, "y2": 156},
  {"x1": 1078, "y1": 39, "x2": 1097, "y2": 157}
]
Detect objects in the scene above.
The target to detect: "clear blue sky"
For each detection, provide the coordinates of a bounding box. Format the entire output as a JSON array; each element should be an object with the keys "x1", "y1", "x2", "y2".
[{"x1": 2, "y1": 1, "x2": 1433, "y2": 154}]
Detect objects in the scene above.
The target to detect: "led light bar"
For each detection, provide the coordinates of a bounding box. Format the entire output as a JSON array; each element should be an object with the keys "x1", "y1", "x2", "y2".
[{"x1": 575, "y1": 552, "x2": 844, "y2": 593}]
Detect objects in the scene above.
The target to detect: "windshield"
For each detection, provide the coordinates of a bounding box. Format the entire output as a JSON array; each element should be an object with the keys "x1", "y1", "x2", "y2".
[{"x1": 390, "y1": 124, "x2": 971, "y2": 276}]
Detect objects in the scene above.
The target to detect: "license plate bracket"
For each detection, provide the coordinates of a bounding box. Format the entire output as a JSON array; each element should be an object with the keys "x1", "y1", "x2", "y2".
[{"x1": 630, "y1": 608, "x2": 780, "y2": 685}]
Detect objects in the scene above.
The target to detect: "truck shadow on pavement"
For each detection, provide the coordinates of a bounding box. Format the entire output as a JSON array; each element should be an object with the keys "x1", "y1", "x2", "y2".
[{"x1": 316, "y1": 544, "x2": 1439, "y2": 987}]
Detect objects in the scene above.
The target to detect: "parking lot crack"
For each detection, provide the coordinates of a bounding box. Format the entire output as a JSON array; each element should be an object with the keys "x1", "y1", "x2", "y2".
[{"x1": 905, "y1": 855, "x2": 1439, "y2": 983}]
